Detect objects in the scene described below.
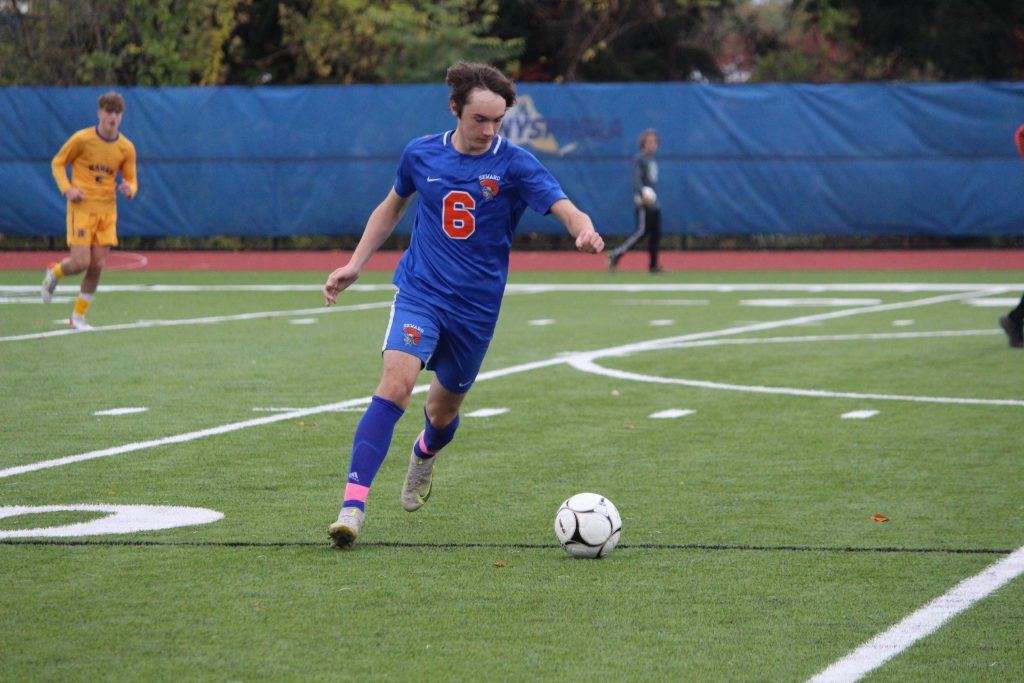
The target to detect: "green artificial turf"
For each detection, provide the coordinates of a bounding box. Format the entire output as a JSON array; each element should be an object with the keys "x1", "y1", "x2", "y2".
[{"x1": 1, "y1": 268, "x2": 1022, "y2": 682}]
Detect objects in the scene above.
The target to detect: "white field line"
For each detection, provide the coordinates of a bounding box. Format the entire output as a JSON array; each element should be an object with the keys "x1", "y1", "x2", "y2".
[
  {"x1": 739, "y1": 297, "x2": 881, "y2": 307},
  {"x1": 841, "y1": 410, "x2": 879, "y2": 420},
  {"x1": 656, "y1": 329, "x2": 999, "y2": 350},
  {"x1": 104, "y1": 251, "x2": 149, "y2": 271},
  {"x1": 0, "y1": 356, "x2": 568, "y2": 480},
  {"x1": 0, "y1": 282, "x2": 1020, "y2": 295},
  {"x1": 1, "y1": 283, "x2": 1011, "y2": 343},
  {"x1": 1, "y1": 288, "x2": 1006, "y2": 480},
  {"x1": 505, "y1": 283, "x2": 1018, "y2": 294},
  {"x1": 0, "y1": 301, "x2": 392, "y2": 343},
  {"x1": 574, "y1": 288, "x2": 1004, "y2": 362},
  {"x1": 0, "y1": 284, "x2": 374, "y2": 294},
  {"x1": 565, "y1": 290, "x2": 1020, "y2": 406},
  {"x1": 569, "y1": 358, "x2": 1024, "y2": 407},
  {"x1": 0, "y1": 396, "x2": 382, "y2": 479},
  {"x1": 807, "y1": 545, "x2": 1024, "y2": 683}
]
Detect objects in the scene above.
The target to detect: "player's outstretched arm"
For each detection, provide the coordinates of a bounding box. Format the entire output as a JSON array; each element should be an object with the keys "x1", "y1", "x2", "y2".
[
  {"x1": 550, "y1": 198, "x2": 604, "y2": 254},
  {"x1": 324, "y1": 189, "x2": 412, "y2": 305}
]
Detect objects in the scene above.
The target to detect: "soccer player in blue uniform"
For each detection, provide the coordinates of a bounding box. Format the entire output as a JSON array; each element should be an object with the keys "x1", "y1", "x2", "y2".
[{"x1": 323, "y1": 62, "x2": 605, "y2": 548}]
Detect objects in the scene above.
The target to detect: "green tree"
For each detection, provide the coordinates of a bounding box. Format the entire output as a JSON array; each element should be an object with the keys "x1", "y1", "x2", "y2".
[
  {"x1": 0, "y1": 0, "x2": 239, "y2": 85},
  {"x1": 278, "y1": 0, "x2": 523, "y2": 84},
  {"x1": 494, "y1": 0, "x2": 741, "y2": 83},
  {"x1": 746, "y1": 1, "x2": 861, "y2": 82},
  {"x1": 751, "y1": 0, "x2": 1024, "y2": 82},
  {"x1": 3, "y1": 0, "x2": 1021, "y2": 86},
  {"x1": 830, "y1": 0, "x2": 1024, "y2": 81},
  {"x1": 222, "y1": 0, "x2": 305, "y2": 85}
]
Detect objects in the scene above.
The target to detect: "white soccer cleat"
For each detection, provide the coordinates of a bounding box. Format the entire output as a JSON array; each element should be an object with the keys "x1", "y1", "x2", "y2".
[
  {"x1": 41, "y1": 266, "x2": 58, "y2": 303},
  {"x1": 328, "y1": 507, "x2": 365, "y2": 549},
  {"x1": 401, "y1": 437, "x2": 435, "y2": 512},
  {"x1": 69, "y1": 314, "x2": 93, "y2": 331}
]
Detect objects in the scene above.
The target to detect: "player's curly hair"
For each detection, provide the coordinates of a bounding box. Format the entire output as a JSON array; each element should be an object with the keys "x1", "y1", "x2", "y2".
[
  {"x1": 97, "y1": 91, "x2": 126, "y2": 113},
  {"x1": 447, "y1": 62, "x2": 516, "y2": 116}
]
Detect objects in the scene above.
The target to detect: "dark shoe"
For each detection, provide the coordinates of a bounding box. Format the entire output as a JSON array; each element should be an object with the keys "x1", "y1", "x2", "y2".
[
  {"x1": 648, "y1": 266, "x2": 664, "y2": 275},
  {"x1": 999, "y1": 314, "x2": 1023, "y2": 348},
  {"x1": 607, "y1": 254, "x2": 619, "y2": 273}
]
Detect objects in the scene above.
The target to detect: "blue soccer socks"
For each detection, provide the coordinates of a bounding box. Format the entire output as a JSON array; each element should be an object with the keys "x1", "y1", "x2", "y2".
[
  {"x1": 342, "y1": 395, "x2": 405, "y2": 512},
  {"x1": 413, "y1": 410, "x2": 460, "y2": 459}
]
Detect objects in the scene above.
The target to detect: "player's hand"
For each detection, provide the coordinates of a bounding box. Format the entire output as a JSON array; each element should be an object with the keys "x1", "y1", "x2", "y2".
[
  {"x1": 117, "y1": 181, "x2": 133, "y2": 198},
  {"x1": 323, "y1": 265, "x2": 359, "y2": 306},
  {"x1": 66, "y1": 188, "x2": 85, "y2": 203},
  {"x1": 575, "y1": 229, "x2": 604, "y2": 254}
]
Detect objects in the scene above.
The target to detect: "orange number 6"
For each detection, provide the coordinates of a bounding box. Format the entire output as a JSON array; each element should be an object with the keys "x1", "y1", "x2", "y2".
[{"x1": 443, "y1": 191, "x2": 475, "y2": 239}]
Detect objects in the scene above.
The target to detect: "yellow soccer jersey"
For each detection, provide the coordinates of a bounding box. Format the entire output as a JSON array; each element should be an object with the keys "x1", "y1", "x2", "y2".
[{"x1": 51, "y1": 127, "x2": 138, "y2": 207}]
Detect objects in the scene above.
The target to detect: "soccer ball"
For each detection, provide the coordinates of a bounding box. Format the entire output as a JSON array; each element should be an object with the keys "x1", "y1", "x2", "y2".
[
  {"x1": 640, "y1": 185, "x2": 657, "y2": 205},
  {"x1": 553, "y1": 492, "x2": 622, "y2": 559}
]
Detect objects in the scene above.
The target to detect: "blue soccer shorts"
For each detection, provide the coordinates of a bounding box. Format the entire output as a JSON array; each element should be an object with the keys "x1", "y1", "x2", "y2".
[{"x1": 382, "y1": 289, "x2": 496, "y2": 394}]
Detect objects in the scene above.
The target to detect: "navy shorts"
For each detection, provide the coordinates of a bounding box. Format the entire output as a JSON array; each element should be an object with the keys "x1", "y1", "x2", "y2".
[{"x1": 382, "y1": 289, "x2": 496, "y2": 394}]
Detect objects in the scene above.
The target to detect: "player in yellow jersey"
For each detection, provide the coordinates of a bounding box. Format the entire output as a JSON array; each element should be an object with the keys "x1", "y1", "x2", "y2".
[{"x1": 43, "y1": 91, "x2": 138, "y2": 330}]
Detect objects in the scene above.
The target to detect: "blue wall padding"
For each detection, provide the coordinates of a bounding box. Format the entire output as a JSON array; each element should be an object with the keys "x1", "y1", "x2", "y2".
[{"x1": 2, "y1": 82, "x2": 1022, "y2": 238}]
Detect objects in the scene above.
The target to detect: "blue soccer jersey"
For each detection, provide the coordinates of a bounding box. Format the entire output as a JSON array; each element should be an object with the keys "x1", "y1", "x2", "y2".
[{"x1": 392, "y1": 131, "x2": 566, "y2": 320}]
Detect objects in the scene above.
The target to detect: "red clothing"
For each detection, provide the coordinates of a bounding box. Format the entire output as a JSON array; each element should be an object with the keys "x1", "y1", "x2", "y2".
[{"x1": 1016, "y1": 123, "x2": 1024, "y2": 159}]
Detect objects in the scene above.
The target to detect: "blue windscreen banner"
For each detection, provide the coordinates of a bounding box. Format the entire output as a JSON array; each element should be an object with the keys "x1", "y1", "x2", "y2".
[{"x1": 1, "y1": 82, "x2": 1022, "y2": 238}]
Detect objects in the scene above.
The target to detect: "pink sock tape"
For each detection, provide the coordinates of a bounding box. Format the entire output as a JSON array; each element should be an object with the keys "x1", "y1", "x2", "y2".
[
  {"x1": 418, "y1": 432, "x2": 436, "y2": 456},
  {"x1": 344, "y1": 482, "x2": 370, "y2": 503}
]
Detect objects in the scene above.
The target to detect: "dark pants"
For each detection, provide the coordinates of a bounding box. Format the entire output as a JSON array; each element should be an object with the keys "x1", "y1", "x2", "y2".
[
  {"x1": 1010, "y1": 293, "x2": 1024, "y2": 323},
  {"x1": 610, "y1": 206, "x2": 661, "y2": 270}
]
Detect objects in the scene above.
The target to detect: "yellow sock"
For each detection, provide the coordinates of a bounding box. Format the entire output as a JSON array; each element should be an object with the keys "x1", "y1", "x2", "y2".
[
  {"x1": 73, "y1": 293, "x2": 92, "y2": 317},
  {"x1": 52, "y1": 263, "x2": 64, "y2": 278}
]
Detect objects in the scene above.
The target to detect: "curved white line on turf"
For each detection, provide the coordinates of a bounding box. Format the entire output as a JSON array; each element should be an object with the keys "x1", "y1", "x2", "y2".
[
  {"x1": 104, "y1": 251, "x2": 149, "y2": 271},
  {"x1": 651, "y1": 329, "x2": 999, "y2": 351},
  {"x1": 569, "y1": 356, "x2": 1024, "y2": 407},
  {"x1": 807, "y1": 545, "x2": 1024, "y2": 683},
  {"x1": 568, "y1": 288, "x2": 1003, "y2": 364},
  {"x1": 0, "y1": 289, "x2": 1004, "y2": 479},
  {"x1": 0, "y1": 505, "x2": 223, "y2": 538}
]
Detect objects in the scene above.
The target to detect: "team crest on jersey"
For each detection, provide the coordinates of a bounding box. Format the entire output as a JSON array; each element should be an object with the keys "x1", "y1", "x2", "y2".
[
  {"x1": 479, "y1": 178, "x2": 500, "y2": 200},
  {"x1": 402, "y1": 324, "x2": 423, "y2": 346}
]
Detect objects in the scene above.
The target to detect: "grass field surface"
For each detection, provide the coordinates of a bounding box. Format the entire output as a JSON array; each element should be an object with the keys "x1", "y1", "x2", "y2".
[{"x1": 2, "y1": 268, "x2": 1023, "y2": 682}]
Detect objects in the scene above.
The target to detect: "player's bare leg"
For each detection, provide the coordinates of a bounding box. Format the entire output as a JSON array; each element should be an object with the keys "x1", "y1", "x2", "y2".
[
  {"x1": 70, "y1": 246, "x2": 109, "y2": 330},
  {"x1": 79, "y1": 245, "x2": 109, "y2": 295},
  {"x1": 42, "y1": 245, "x2": 90, "y2": 303}
]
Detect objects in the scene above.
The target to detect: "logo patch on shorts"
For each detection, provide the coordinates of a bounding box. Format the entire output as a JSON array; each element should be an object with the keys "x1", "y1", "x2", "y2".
[
  {"x1": 402, "y1": 324, "x2": 423, "y2": 346},
  {"x1": 77, "y1": 229, "x2": 86, "y2": 238}
]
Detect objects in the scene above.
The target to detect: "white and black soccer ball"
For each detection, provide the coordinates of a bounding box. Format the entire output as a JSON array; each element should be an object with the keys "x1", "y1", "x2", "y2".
[{"x1": 553, "y1": 492, "x2": 622, "y2": 559}]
